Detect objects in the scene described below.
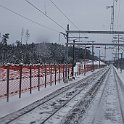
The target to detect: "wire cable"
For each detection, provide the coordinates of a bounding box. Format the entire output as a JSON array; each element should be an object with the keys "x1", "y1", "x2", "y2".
[
  {"x1": 25, "y1": 0, "x2": 66, "y2": 31},
  {"x1": 48, "y1": 0, "x2": 80, "y2": 30},
  {"x1": 0, "y1": 4, "x2": 59, "y2": 32}
]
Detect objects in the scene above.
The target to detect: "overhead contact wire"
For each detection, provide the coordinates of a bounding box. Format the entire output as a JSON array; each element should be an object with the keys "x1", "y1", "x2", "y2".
[
  {"x1": 0, "y1": 4, "x2": 59, "y2": 32},
  {"x1": 48, "y1": 0, "x2": 80, "y2": 30},
  {"x1": 25, "y1": 0, "x2": 66, "y2": 31}
]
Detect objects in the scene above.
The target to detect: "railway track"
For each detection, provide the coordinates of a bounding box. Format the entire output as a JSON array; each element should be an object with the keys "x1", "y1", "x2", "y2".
[
  {"x1": 114, "y1": 68, "x2": 124, "y2": 123},
  {"x1": 78, "y1": 65, "x2": 124, "y2": 124},
  {"x1": 60, "y1": 66, "x2": 110, "y2": 124},
  {"x1": 0, "y1": 67, "x2": 109, "y2": 124}
]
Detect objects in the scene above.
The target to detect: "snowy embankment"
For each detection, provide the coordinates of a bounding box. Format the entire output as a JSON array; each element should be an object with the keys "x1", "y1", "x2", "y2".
[
  {"x1": 1, "y1": 65, "x2": 123, "y2": 124},
  {"x1": 0, "y1": 68, "x2": 101, "y2": 118},
  {"x1": 0, "y1": 67, "x2": 108, "y2": 124}
]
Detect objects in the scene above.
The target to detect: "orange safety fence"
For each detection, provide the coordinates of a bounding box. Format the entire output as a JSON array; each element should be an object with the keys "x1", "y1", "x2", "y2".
[{"x1": 0, "y1": 64, "x2": 72, "y2": 101}]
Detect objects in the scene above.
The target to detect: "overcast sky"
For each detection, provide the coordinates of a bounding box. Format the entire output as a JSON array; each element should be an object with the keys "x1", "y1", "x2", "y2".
[{"x1": 0, "y1": 0, "x2": 124, "y2": 60}]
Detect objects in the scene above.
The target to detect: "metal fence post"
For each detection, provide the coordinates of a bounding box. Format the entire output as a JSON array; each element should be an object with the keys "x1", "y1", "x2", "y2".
[
  {"x1": 6, "y1": 64, "x2": 10, "y2": 102},
  {"x1": 63, "y1": 64, "x2": 65, "y2": 81},
  {"x1": 59, "y1": 64, "x2": 60, "y2": 83},
  {"x1": 19, "y1": 63, "x2": 22, "y2": 98},
  {"x1": 45, "y1": 64, "x2": 47, "y2": 88},
  {"x1": 38, "y1": 64, "x2": 40, "y2": 91},
  {"x1": 29, "y1": 64, "x2": 32, "y2": 94},
  {"x1": 50, "y1": 64, "x2": 52, "y2": 86},
  {"x1": 54, "y1": 64, "x2": 56, "y2": 85},
  {"x1": 68, "y1": 66, "x2": 69, "y2": 79}
]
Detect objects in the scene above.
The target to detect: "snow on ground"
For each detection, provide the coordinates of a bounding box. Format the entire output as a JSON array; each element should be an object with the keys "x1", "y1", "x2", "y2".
[
  {"x1": 0, "y1": 69, "x2": 100, "y2": 118},
  {"x1": 79, "y1": 68, "x2": 111, "y2": 124},
  {"x1": 79, "y1": 65, "x2": 124, "y2": 124},
  {"x1": 0, "y1": 67, "x2": 107, "y2": 124},
  {"x1": 1, "y1": 65, "x2": 124, "y2": 124},
  {"x1": 115, "y1": 67, "x2": 124, "y2": 83}
]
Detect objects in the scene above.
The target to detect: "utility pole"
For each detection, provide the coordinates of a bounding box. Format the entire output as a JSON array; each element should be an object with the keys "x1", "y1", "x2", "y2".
[
  {"x1": 113, "y1": 34, "x2": 122, "y2": 68},
  {"x1": 84, "y1": 46, "x2": 90, "y2": 75},
  {"x1": 65, "y1": 24, "x2": 69, "y2": 83},
  {"x1": 106, "y1": 5, "x2": 114, "y2": 31},
  {"x1": 72, "y1": 40, "x2": 75, "y2": 77},
  {"x1": 92, "y1": 41, "x2": 95, "y2": 71},
  {"x1": 120, "y1": 52, "x2": 123, "y2": 73},
  {"x1": 117, "y1": 34, "x2": 120, "y2": 68},
  {"x1": 111, "y1": 0, "x2": 114, "y2": 31},
  {"x1": 84, "y1": 46, "x2": 86, "y2": 76},
  {"x1": 85, "y1": 41, "x2": 95, "y2": 71},
  {"x1": 96, "y1": 47, "x2": 101, "y2": 68},
  {"x1": 104, "y1": 45, "x2": 106, "y2": 61},
  {"x1": 112, "y1": 52, "x2": 123, "y2": 69},
  {"x1": 99, "y1": 49, "x2": 100, "y2": 68},
  {"x1": 106, "y1": 0, "x2": 118, "y2": 31}
]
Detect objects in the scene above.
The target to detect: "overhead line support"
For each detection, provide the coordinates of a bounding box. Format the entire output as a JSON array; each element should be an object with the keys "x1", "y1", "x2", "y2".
[
  {"x1": 66, "y1": 30, "x2": 124, "y2": 34},
  {"x1": 66, "y1": 43, "x2": 124, "y2": 46}
]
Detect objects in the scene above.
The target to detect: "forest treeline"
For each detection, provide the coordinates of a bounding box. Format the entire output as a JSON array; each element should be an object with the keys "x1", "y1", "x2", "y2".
[{"x1": 0, "y1": 33, "x2": 93, "y2": 64}]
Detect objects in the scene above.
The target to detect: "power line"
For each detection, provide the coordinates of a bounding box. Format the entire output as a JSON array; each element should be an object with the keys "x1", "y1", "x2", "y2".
[
  {"x1": 48, "y1": 0, "x2": 80, "y2": 30},
  {"x1": 0, "y1": 4, "x2": 59, "y2": 32},
  {"x1": 25, "y1": 0, "x2": 66, "y2": 31}
]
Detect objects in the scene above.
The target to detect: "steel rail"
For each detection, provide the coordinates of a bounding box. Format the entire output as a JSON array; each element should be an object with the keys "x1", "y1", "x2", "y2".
[
  {"x1": 113, "y1": 68, "x2": 124, "y2": 123},
  {"x1": 61, "y1": 67, "x2": 110, "y2": 124},
  {"x1": 0, "y1": 68, "x2": 108, "y2": 124}
]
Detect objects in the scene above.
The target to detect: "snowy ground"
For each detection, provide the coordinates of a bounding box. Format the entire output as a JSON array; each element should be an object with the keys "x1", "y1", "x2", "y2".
[
  {"x1": 0, "y1": 67, "x2": 107, "y2": 123},
  {"x1": 0, "y1": 68, "x2": 100, "y2": 118},
  {"x1": 80, "y1": 66, "x2": 124, "y2": 124},
  {"x1": 0, "y1": 65, "x2": 124, "y2": 124}
]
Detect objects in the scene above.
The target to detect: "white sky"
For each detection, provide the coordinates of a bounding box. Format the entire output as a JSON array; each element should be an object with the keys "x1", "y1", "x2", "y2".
[{"x1": 0, "y1": 0, "x2": 124, "y2": 60}]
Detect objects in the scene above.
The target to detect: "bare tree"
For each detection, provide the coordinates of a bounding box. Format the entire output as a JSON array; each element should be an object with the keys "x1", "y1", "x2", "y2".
[
  {"x1": 25, "y1": 29, "x2": 30, "y2": 44},
  {"x1": 21, "y1": 28, "x2": 24, "y2": 44}
]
